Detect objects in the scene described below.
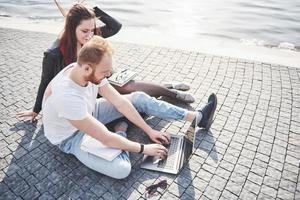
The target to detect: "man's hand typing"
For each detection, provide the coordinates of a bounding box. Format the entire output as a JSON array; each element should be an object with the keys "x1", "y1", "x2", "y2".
[{"x1": 143, "y1": 143, "x2": 168, "y2": 159}]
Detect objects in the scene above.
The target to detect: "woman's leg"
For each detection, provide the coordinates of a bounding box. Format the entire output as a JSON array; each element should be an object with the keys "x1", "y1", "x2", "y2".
[{"x1": 112, "y1": 80, "x2": 195, "y2": 103}]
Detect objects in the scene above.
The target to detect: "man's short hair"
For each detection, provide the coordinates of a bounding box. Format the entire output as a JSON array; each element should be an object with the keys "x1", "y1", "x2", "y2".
[{"x1": 77, "y1": 36, "x2": 114, "y2": 67}]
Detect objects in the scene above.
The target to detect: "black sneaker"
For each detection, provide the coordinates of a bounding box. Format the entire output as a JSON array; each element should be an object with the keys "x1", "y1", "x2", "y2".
[{"x1": 197, "y1": 93, "x2": 217, "y2": 130}]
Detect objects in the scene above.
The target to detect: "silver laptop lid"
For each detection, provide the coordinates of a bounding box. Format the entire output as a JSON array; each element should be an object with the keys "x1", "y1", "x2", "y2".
[{"x1": 185, "y1": 113, "x2": 200, "y2": 150}]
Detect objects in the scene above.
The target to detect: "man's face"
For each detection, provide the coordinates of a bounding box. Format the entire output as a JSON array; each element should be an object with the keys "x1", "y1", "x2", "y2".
[
  {"x1": 76, "y1": 18, "x2": 95, "y2": 46},
  {"x1": 87, "y1": 53, "x2": 113, "y2": 85}
]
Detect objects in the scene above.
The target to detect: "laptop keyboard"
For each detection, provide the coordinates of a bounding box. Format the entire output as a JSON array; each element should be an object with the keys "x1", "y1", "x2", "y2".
[{"x1": 158, "y1": 137, "x2": 180, "y2": 170}]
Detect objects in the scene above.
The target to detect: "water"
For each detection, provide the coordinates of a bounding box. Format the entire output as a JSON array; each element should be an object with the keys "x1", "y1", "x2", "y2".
[{"x1": 1, "y1": 0, "x2": 300, "y2": 50}]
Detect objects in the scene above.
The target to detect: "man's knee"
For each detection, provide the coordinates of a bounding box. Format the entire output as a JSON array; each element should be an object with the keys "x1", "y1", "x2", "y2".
[
  {"x1": 110, "y1": 159, "x2": 131, "y2": 179},
  {"x1": 130, "y1": 91, "x2": 149, "y2": 104}
]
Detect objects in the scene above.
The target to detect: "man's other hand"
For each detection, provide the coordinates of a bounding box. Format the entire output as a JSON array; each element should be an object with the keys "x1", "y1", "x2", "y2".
[{"x1": 148, "y1": 129, "x2": 171, "y2": 145}]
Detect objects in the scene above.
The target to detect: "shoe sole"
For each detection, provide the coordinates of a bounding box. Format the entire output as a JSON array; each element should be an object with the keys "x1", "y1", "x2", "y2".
[{"x1": 205, "y1": 93, "x2": 217, "y2": 131}]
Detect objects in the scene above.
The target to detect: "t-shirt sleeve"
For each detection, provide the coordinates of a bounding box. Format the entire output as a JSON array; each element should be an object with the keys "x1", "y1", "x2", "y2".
[{"x1": 56, "y1": 95, "x2": 88, "y2": 120}]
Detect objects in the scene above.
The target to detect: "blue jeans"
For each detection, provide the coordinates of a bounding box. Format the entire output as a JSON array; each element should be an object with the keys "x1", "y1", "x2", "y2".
[{"x1": 58, "y1": 91, "x2": 187, "y2": 179}]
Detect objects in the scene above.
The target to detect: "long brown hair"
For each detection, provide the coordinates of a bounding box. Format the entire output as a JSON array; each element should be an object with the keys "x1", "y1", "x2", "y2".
[{"x1": 60, "y1": 4, "x2": 97, "y2": 66}]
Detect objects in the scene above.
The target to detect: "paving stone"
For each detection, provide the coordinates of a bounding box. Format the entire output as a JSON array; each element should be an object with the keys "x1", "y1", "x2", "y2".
[
  {"x1": 257, "y1": 192, "x2": 275, "y2": 200},
  {"x1": 203, "y1": 185, "x2": 221, "y2": 199},
  {"x1": 185, "y1": 185, "x2": 203, "y2": 199},
  {"x1": 197, "y1": 169, "x2": 213, "y2": 183},
  {"x1": 250, "y1": 163, "x2": 267, "y2": 177},
  {"x1": 68, "y1": 185, "x2": 84, "y2": 199},
  {"x1": 260, "y1": 184, "x2": 277, "y2": 198},
  {"x1": 202, "y1": 163, "x2": 217, "y2": 174},
  {"x1": 255, "y1": 152, "x2": 270, "y2": 163},
  {"x1": 174, "y1": 176, "x2": 192, "y2": 188},
  {"x1": 0, "y1": 183, "x2": 9, "y2": 195},
  {"x1": 21, "y1": 186, "x2": 40, "y2": 200},
  {"x1": 214, "y1": 167, "x2": 231, "y2": 181},
  {"x1": 243, "y1": 180, "x2": 260, "y2": 195},
  {"x1": 180, "y1": 192, "x2": 194, "y2": 200},
  {"x1": 263, "y1": 176, "x2": 280, "y2": 191},
  {"x1": 122, "y1": 187, "x2": 141, "y2": 200},
  {"x1": 57, "y1": 194, "x2": 72, "y2": 200},
  {"x1": 132, "y1": 182, "x2": 147, "y2": 195},
  {"x1": 79, "y1": 189, "x2": 99, "y2": 200},
  {"x1": 266, "y1": 166, "x2": 282, "y2": 181},
  {"x1": 25, "y1": 174, "x2": 39, "y2": 186},
  {"x1": 237, "y1": 156, "x2": 253, "y2": 168},
  {"x1": 0, "y1": 159, "x2": 8, "y2": 171},
  {"x1": 219, "y1": 160, "x2": 235, "y2": 172},
  {"x1": 247, "y1": 172, "x2": 263, "y2": 186},
  {"x1": 186, "y1": 158, "x2": 202, "y2": 172},
  {"x1": 240, "y1": 148, "x2": 256, "y2": 160},
  {"x1": 167, "y1": 182, "x2": 185, "y2": 197},
  {"x1": 223, "y1": 154, "x2": 239, "y2": 166},
  {"x1": 0, "y1": 190, "x2": 18, "y2": 200},
  {"x1": 225, "y1": 180, "x2": 244, "y2": 196},
  {"x1": 38, "y1": 192, "x2": 54, "y2": 200},
  {"x1": 284, "y1": 162, "x2": 299, "y2": 174},
  {"x1": 160, "y1": 191, "x2": 178, "y2": 199},
  {"x1": 35, "y1": 178, "x2": 54, "y2": 194},
  {"x1": 277, "y1": 187, "x2": 295, "y2": 200},
  {"x1": 285, "y1": 155, "x2": 299, "y2": 167},
  {"x1": 34, "y1": 166, "x2": 51, "y2": 181},
  {"x1": 239, "y1": 189, "x2": 257, "y2": 200},
  {"x1": 234, "y1": 164, "x2": 250, "y2": 176},
  {"x1": 0, "y1": 147, "x2": 11, "y2": 158},
  {"x1": 268, "y1": 159, "x2": 284, "y2": 171},
  {"x1": 220, "y1": 189, "x2": 238, "y2": 200},
  {"x1": 109, "y1": 181, "x2": 129, "y2": 198},
  {"x1": 191, "y1": 177, "x2": 208, "y2": 192},
  {"x1": 279, "y1": 178, "x2": 297, "y2": 193},
  {"x1": 209, "y1": 175, "x2": 227, "y2": 191},
  {"x1": 90, "y1": 183, "x2": 107, "y2": 197}
]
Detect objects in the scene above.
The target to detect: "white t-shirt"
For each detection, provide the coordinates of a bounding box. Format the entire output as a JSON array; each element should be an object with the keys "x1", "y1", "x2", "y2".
[{"x1": 42, "y1": 63, "x2": 108, "y2": 145}]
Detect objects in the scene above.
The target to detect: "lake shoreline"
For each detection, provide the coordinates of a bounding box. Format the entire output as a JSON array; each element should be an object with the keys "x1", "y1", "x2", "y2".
[{"x1": 1, "y1": 16, "x2": 299, "y2": 68}]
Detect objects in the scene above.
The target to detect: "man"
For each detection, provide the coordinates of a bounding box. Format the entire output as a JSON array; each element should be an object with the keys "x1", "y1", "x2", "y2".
[{"x1": 42, "y1": 36, "x2": 217, "y2": 179}]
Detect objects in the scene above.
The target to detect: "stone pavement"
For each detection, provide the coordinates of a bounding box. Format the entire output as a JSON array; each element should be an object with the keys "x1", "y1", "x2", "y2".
[{"x1": 0, "y1": 27, "x2": 299, "y2": 200}]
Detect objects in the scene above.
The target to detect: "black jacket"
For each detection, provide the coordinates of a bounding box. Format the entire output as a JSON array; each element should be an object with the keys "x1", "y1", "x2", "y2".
[{"x1": 33, "y1": 7, "x2": 122, "y2": 113}]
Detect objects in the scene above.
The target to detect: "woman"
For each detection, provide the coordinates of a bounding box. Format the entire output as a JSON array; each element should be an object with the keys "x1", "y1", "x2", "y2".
[{"x1": 17, "y1": 2, "x2": 194, "y2": 122}]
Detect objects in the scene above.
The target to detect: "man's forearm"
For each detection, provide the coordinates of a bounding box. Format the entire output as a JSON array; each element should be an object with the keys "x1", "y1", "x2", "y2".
[
  {"x1": 104, "y1": 133, "x2": 141, "y2": 153},
  {"x1": 69, "y1": 115, "x2": 142, "y2": 153}
]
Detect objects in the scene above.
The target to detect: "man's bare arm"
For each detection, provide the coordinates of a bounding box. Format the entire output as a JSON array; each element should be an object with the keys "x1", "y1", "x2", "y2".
[
  {"x1": 68, "y1": 114, "x2": 168, "y2": 157},
  {"x1": 99, "y1": 83, "x2": 171, "y2": 144}
]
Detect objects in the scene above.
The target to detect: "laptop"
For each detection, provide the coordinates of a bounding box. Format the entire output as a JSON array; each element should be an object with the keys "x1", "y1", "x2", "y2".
[{"x1": 140, "y1": 116, "x2": 199, "y2": 174}]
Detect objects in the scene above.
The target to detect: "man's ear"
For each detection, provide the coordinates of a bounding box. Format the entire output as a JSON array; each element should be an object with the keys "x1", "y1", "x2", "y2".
[{"x1": 82, "y1": 64, "x2": 93, "y2": 74}]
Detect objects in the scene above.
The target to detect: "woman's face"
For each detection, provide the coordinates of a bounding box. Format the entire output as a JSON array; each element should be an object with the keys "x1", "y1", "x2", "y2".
[{"x1": 75, "y1": 18, "x2": 95, "y2": 46}]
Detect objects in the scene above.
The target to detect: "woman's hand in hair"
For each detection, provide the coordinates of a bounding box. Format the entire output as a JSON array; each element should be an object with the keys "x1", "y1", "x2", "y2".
[
  {"x1": 54, "y1": 0, "x2": 67, "y2": 17},
  {"x1": 16, "y1": 110, "x2": 39, "y2": 123}
]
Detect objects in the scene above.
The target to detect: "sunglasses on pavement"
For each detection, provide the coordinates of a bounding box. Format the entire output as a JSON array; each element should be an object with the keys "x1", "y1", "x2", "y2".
[{"x1": 145, "y1": 180, "x2": 168, "y2": 196}]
